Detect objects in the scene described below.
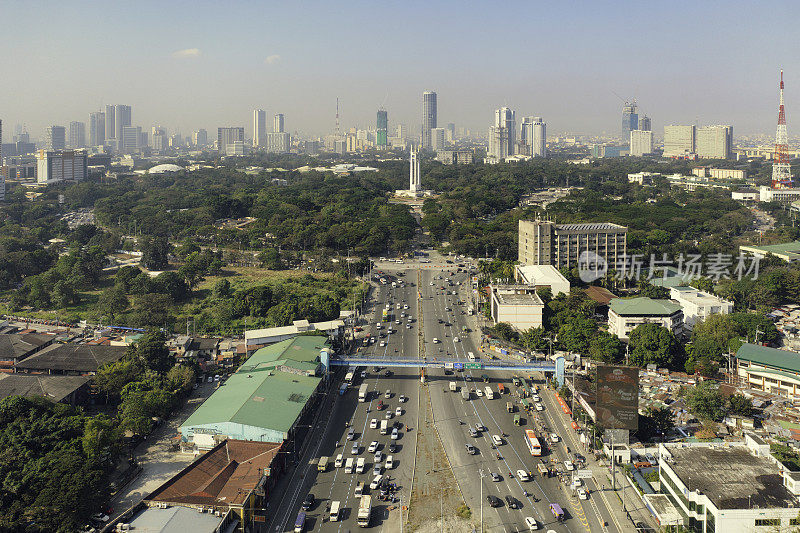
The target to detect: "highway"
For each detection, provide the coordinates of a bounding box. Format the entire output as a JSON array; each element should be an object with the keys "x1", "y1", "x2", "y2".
[{"x1": 267, "y1": 257, "x2": 632, "y2": 532}]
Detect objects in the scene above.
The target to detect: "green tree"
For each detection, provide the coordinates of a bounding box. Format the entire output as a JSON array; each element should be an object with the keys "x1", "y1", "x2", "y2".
[
  {"x1": 557, "y1": 316, "x2": 598, "y2": 354},
  {"x1": 166, "y1": 365, "x2": 197, "y2": 395},
  {"x1": 685, "y1": 381, "x2": 726, "y2": 421},
  {"x1": 140, "y1": 235, "x2": 172, "y2": 270},
  {"x1": 98, "y1": 284, "x2": 129, "y2": 320},
  {"x1": 134, "y1": 330, "x2": 173, "y2": 374},
  {"x1": 94, "y1": 357, "x2": 142, "y2": 402},
  {"x1": 492, "y1": 322, "x2": 518, "y2": 342},
  {"x1": 628, "y1": 323, "x2": 683, "y2": 369},
  {"x1": 587, "y1": 332, "x2": 625, "y2": 363},
  {"x1": 132, "y1": 293, "x2": 174, "y2": 328},
  {"x1": 521, "y1": 327, "x2": 550, "y2": 353},
  {"x1": 727, "y1": 394, "x2": 754, "y2": 417},
  {"x1": 258, "y1": 247, "x2": 284, "y2": 270},
  {"x1": 637, "y1": 406, "x2": 675, "y2": 442},
  {"x1": 82, "y1": 414, "x2": 123, "y2": 462},
  {"x1": 213, "y1": 278, "x2": 232, "y2": 298}
]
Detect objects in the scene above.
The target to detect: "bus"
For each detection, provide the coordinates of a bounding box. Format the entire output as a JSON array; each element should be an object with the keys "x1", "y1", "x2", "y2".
[
  {"x1": 382, "y1": 309, "x2": 389, "y2": 322},
  {"x1": 525, "y1": 429, "x2": 542, "y2": 456},
  {"x1": 358, "y1": 383, "x2": 369, "y2": 402},
  {"x1": 549, "y1": 503, "x2": 564, "y2": 521}
]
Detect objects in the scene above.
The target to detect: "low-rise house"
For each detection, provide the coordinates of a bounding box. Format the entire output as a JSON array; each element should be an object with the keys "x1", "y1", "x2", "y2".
[
  {"x1": 608, "y1": 297, "x2": 684, "y2": 339},
  {"x1": 669, "y1": 286, "x2": 733, "y2": 329}
]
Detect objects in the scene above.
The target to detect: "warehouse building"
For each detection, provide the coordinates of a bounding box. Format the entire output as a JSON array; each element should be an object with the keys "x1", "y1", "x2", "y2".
[{"x1": 179, "y1": 336, "x2": 328, "y2": 453}]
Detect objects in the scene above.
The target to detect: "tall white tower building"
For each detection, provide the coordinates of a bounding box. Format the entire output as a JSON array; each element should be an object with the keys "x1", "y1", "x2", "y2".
[
  {"x1": 489, "y1": 107, "x2": 515, "y2": 160},
  {"x1": 422, "y1": 91, "x2": 437, "y2": 149},
  {"x1": 253, "y1": 109, "x2": 266, "y2": 147},
  {"x1": 409, "y1": 146, "x2": 421, "y2": 192}
]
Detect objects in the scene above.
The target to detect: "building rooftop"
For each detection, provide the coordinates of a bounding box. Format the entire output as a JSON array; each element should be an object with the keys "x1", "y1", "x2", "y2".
[
  {"x1": 584, "y1": 286, "x2": 618, "y2": 305},
  {"x1": 0, "y1": 374, "x2": 89, "y2": 402},
  {"x1": 515, "y1": 264, "x2": 570, "y2": 286},
  {"x1": 14, "y1": 343, "x2": 128, "y2": 373},
  {"x1": 667, "y1": 445, "x2": 798, "y2": 510},
  {"x1": 146, "y1": 439, "x2": 281, "y2": 508},
  {"x1": 127, "y1": 505, "x2": 228, "y2": 533},
  {"x1": 554, "y1": 222, "x2": 628, "y2": 233},
  {"x1": 609, "y1": 297, "x2": 682, "y2": 317},
  {"x1": 739, "y1": 241, "x2": 800, "y2": 262},
  {"x1": 0, "y1": 332, "x2": 53, "y2": 361},
  {"x1": 494, "y1": 292, "x2": 544, "y2": 306},
  {"x1": 736, "y1": 343, "x2": 800, "y2": 374},
  {"x1": 180, "y1": 337, "x2": 325, "y2": 437},
  {"x1": 670, "y1": 286, "x2": 732, "y2": 307},
  {"x1": 245, "y1": 319, "x2": 344, "y2": 344}
]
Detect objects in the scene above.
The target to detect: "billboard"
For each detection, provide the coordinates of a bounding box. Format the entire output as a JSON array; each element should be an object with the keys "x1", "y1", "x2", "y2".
[{"x1": 595, "y1": 365, "x2": 639, "y2": 430}]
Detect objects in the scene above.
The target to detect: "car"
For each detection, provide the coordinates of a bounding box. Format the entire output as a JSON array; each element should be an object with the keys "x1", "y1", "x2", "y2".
[
  {"x1": 379, "y1": 341, "x2": 386, "y2": 347},
  {"x1": 550, "y1": 433, "x2": 559, "y2": 443},
  {"x1": 406, "y1": 323, "x2": 412, "y2": 329},
  {"x1": 351, "y1": 442, "x2": 360, "y2": 455},
  {"x1": 468, "y1": 428, "x2": 478, "y2": 438},
  {"x1": 395, "y1": 407, "x2": 402, "y2": 416},
  {"x1": 370, "y1": 475, "x2": 383, "y2": 490},
  {"x1": 388, "y1": 442, "x2": 397, "y2": 453},
  {"x1": 492, "y1": 435, "x2": 503, "y2": 446},
  {"x1": 347, "y1": 429, "x2": 356, "y2": 441},
  {"x1": 475, "y1": 389, "x2": 484, "y2": 397},
  {"x1": 374, "y1": 450, "x2": 383, "y2": 463},
  {"x1": 465, "y1": 375, "x2": 472, "y2": 382},
  {"x1": 453, "y1": 337, "x2": 460, "y2": 342},
  {"x1": 531, "y1": 394, "x2": 541, "y2": 402},
  {"x1": 491, "y1": 472, "x2": 501, "y2": 482},
  {"x1": 385, "y1": 390, "x2": 392, "y2": 399},
  {"x1": 376, "y1": 323, "x2": 382, "y2": 329},
  {"x1": 302, "y1": 493, "x2": 315, "y2": 511},
  {"x1": 577, "y1": 488, "x2": 588, "y2": 500},
  {"x1": 571, "y1": 478, "x2": 583, "y2": 487},
  {"x1": 385, "y1": 455, "x2": 394, "y2": 469},
  {"x1": 486, "y1": 495, "x2": 502, "y2": 507},
  {"x1": 395, "y1": 320, "x2": 401, "y2": 325},
  {"x1": 377, "y1": 401, "x2": 385, "y2": 410},
  {"x1": 432, "y1": 337, "x2": 440, "y2": 343},
  {"x1": 524, "y1": 516, "x2": 539, "y2": 530},
  {"x1": 391, "y1": 427, "x2": 399, "y2": 440},
  {"x1": 385, "y1": 410, "x2": 393, "y2": 419},
  {"x1": 370, "y1": 418, "x2": 378, "y2": 429},
  {"x1": 465, "y1": 443, "x2": 477, "y2": 455},
  {"x1": 368, "y1": 441, "x2": 379, "y2": 453},
  {"x1": 91, "y1": 513, "x2": 110, "y2": 524},
  {"x1": 373, "y1": 366, "x2": 381, "y2": 372},
  {"x1": 564, "y1": 460, "x2": 574, "y2": 471},
  {"x1": 475, "y1": 424, "x2": 486, "y2": 431},
  {"x1": 505, "y1": 495, "x2": 518, "y2": 509},
  {"x1": 517, "y1": 470, "x2": 530, "y2": 481},
  {"x1": 207, "y1": 376, "x2": 213, "y2": 383},
  {"x1": 399, "y1": 395, "x2": 407, "y2": 403},
  {"x1": 646, "y1": 453, "x2": 658, "y2": 464},
  {"x1": 535, "y1": 403, "x2": 543, "y2": 411},
  {"x1": 361, "y1": 370, "x2": 367, "y2": 378},
  {"x1": 385, "y1": 370, "x2": 392, "y2": 376}
]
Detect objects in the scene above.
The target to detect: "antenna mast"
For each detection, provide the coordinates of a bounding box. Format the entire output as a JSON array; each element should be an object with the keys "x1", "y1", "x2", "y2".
[{"x1": 772, "y1": 70, "x2": 793, "y2": 188}]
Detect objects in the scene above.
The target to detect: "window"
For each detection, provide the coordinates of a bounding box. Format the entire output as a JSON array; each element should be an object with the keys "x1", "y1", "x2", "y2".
[
  {"x1": 755, "y1": 518, "x2": 780, "y2": 527},
  {"x1": 790, "y1": 518, "x2": 800, "y2": 526}
]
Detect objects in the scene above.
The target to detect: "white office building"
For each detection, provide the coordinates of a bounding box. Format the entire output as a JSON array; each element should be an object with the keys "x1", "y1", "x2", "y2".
[
  {"x1": 663, "y1": 125, "x2": 696, "y2": 158},
  {"x1": 265, "y1": 132, "x2": 290, "y2": 153},
  {"x1": 488, "y1": 107, "x2": 515, "y2": 161},
  {"x1": 36, "y1": 149, "x2": 88, "y2": 183},
  {"x1": 514, "y1": 264, "x2": 570, "y2": 296},
  {"x1": 274, "y1": 113, "x2": 285, "y2": 133},
  {"x1": 489, "y1": 284, "x2": 544, "y2": 331},
  {"x1": 696, "y1": 125, "x2": 733, "y2": 159},
  {"x1": 669, "y1": 286, "x2": 733, "y2": 329},
  {"x1": 253, "y1": 109, "x2": 266, "y2": 147},
  {"x1": 607, "y1": 297, "x2": 683, "y2": 339},
  {"x1": 629, "y1": 129, "x2": 653, "y2": 156},
  {"x1": 120, "y1": 126, "x2": 142, "y2": 153},
  {"x1": 431, "y1": 127, "x2": 446, "y2": 151}
]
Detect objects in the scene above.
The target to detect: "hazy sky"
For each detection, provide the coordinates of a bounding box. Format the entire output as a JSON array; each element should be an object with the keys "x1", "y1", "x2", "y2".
[{"x1": 3, "y1": 0, "x2": 800, "y2": 140}]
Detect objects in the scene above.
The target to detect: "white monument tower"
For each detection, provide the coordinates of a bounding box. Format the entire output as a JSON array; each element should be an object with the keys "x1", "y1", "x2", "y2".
[{"x1": 409, "y1": 146, "x2": 421, "y2": 192}]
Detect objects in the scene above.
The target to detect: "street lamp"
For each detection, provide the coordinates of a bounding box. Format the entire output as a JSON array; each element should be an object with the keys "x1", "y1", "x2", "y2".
[{"x1": 479, "y1": 469, "x2": 485, "y2": 533}]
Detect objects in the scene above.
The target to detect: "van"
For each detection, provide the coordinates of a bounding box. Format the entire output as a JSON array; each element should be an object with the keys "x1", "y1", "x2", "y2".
[
  {"x1": 467, "y1": 351, "x2": 477, "y2": 361},
  {"x1": 356, "y1": 457, "x2": 366, "y2": 474},
  {"x1": 344, "y1": 457, "x2": 354, "y2": 474},
  {"x1": 329, "y1": 501, "x2": 341, "y2": 522},
  {"x1": 334, "y1": 454, "x2": 344, "y2": 468},
  {"x1": 355, "y1": 481, "x2": 364, "y2": 497},
  {"x1": 370, "y1": 475, "x2": 383, "y2": 490},
  {"x1": 317, "y1": 456, "x2": 329, "y2": 472},
  {"x1": 294, "y1": 511, "x2": 306, "y2": 532},
  {"x1": 449, "y1": 381, "x2": 457, "y2": 392},
  {"x1": 506, "y1": 402, "x2": 514, "y2": 413},
  {"x1": 380, "y1": 420, "x2": 389, "y2": 435}
]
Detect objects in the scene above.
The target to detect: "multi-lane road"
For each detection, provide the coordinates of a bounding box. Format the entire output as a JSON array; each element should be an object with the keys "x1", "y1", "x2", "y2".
[{"x1": 267, "y1": 260, "x2": 633, "y2": 532}]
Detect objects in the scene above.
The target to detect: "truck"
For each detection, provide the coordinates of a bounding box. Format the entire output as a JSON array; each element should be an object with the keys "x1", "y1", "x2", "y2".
[
  {"x1": 358, "y1": 383, "x2": 369, "y2": 402},
  {"x1": 498, "y1": 383, "x2": 506, "y2": 394},
  {"x1": 380, "y1": 419, "x2": 389, "y2": 435},
  {"x1": 357, "y1": 495, "x2": 372, "y2": 527},
  {"x1": 484, "y1": 386, "x2": 494, "y2": 399},
  {"x1": 467, "y1": 351, "x2": 478, "y2": 361},
  {"x1": 537, "y1": 463, "x2": 550, "y2": 477},
  {"x1": 329, "y1": 501, "x2": 341, "y2": 522},
  {"x1": 449, "y1": 381, "x2": 457, "y2": 392},
  {"x1": 356, "y1": 457, "x2": 366, "y2": 474},
  {"x1": 461, "y1": 388, "x2": 470, "y2": 400}
]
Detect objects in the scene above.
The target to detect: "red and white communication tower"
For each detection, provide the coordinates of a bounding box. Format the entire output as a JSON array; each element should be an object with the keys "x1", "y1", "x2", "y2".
[{"x1": 772, "y1": 70, "x2": 794, "y2": 188}]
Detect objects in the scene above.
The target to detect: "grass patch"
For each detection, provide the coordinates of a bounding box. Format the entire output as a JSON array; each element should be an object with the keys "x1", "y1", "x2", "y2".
[{"x1": 455, "y1": 503, "x2": 471, "y2": 519}]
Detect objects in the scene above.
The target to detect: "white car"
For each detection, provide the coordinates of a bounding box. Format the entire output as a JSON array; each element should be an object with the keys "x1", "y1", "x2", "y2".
[
  {"x1": 524, "y1": 517, "x2": 539, "y2": 530},
  {"x1": 385, "y1": 455, "x2": 394, "y2": 469},
  {"x1": 399, "y1": 395, "x2": 407, "y2": 403},
  {"x1": 379, "y1": 341, "x2": 386, "y2": 347},
  {"x1": 535, "y1": 403, "x2": 544, "y2": 411},
  {"x1": 391, "y1": 427, "x2": 399, "y2": 440},
  {"x1": 432, "y1": 338, "x2": 440, "y2": 344},
  {"x1": 475, "y1": 389, "x2": 483, "y2": 397},
  {"x1": 492, "y1": 435, "x2": 503, "y2": 446},
  {"x1": 370, "y1": 475, "x2": 383, "y2": 490},
  {"x1": 404, "y1": 304, "x2": 409, "y2": 309},
  {"x1": 577, "y1": 488, "x2": 588, "y2": 500},
  {"x1": 370, "y1": 418, "x2": 378, "y2": 429},
  {"x1": 385, "y1": 410, "x2": 393, "y2": 419},
  {"x1": 531, "y1": 394, "x2": 541, "y2": 402},
  {"x1": 564, "y1": 460, "x2": 574, "y2": 471},
  {"x1": 454, "y1": 337, "x2": 460, "y2": 342},
  {"x1": 516, "y1": 470, "x2": 530, "y2": 481},
  {"x1": 374, "y1": 450, "x2": 383, "y2": 463},
  {"x1": 572, "y1": 478, "x2": 583, "y2": 487},
  {"x1": 385, "y1": 390, "x2": 392, "y2": 398},
  {"x1": 376, "y1": 323, "x2": 382, "y2": 329},
  {"x1": 550, "y1": 433, "x2": 559, "y2": 443},
  {"x1": 395, "y1": 407, "x2": 402, "y2": 416},
  {"x1": 368, "y1": 441, "x2": 379, "y2": 453}
]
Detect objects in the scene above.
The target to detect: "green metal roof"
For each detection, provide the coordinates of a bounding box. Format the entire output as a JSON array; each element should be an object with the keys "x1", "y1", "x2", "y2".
[
  {"x1": 736, "y1": 343, "x2": 800, "y2": 374},
  {"x1": 740, "y1": 241, "x2": 800, "y2": 261},
  {"x1": 180, "y1": 336, "x2": 326, "y2": 436},
  {"x1": 608, "y1": 297, "x2": 682, "y2": 316}
]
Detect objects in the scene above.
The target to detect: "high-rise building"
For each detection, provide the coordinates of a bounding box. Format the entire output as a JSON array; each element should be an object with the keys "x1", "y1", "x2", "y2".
[
  {"x1": 36, "y1": 149, "x2": 88, "y2": 183},
  {"x1": 431, "y1": 127, "x2": 446, "y2": 151},
  {"x1": 151, "y1": 126, "x2": 167, "y2": 152},
  {"x1": 446, "y1": 123, "x2": 456, "y2": 143},
  {"x1": 68, "y1": 121, "x2": 86, "y2": 148},
  {"x1": 120, "y1": 126, "x2": 142, "y2": 153},
  {"x1": 105, "y1": 105, "x2": 115, "y2": 145},
  {"x1": 45, "y1": 126, "x2": 66, "y2": 150},
  {"x1": 521, "y1": 117, "x2": 547, "y2": 157},
  {"x1": 696, "y1": 125, "x2": 732, "y2": 159},
  {"x1": 217, "y1": 127, "x2": 245, "y2": 154},
  {"x1": 89, "y1": 112, "x2": 105, "y2": 147},
  {"x1": 114, "y1": 105, "x2": 132, "y2": 143},
  {"x1": 422, "y1": 91, "x2": 437, "y2": 149},
  {"x1": 266, "y1": 132, "x2": 290, "y2": 153},
  {"x1": 274, "y1": 113, "x2": 285, "y2": 133},
  {"x1": 253, "y1": 109, "x2": 267, "y2": 147},
  {"x1": 629, "y1": 129, "x2": 653, "y2": 157},
  {"x1": 488, "y1": 107, "x2": 515, "y2": 160},
  {"x1": 638, "y1": 115, "x2": 651, "y2": 132},
  {"x1": 663, "y1": 125, "x2": 696, "y2": 158},
  {"x1": 376, "y1": 109, "x2": 388, "y2": 147},
  {"x1": 396, "y1": 124, "x2": 406, "y2": 138},
  {"x1": 518, "y1": 219, "x2": 628, "y2": 270},
  {"x1": 621, "y1": 101, "x2": 638, "y2": 144},
  {"x1": 193, "y1": 129, "x2": 208, "y2": 148}
]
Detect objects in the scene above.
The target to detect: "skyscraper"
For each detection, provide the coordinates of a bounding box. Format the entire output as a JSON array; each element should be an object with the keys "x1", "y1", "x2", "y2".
[
  {"x1": 638, "y1": 115, "x2": 651, "y2": 131},
  {"x1": 629, "y1": 129, "x2": 653, "y2": 157},
  {"x1": 488, "y1": 107, "x2": 515, "y2": 160},
  {"x1": 621, "y1": 101, "x2": 638, "y2": 144},
  {"x1": 422, "y1": 91, "x2": 437, "y2": 149},
  {"x1": 193, "y1": 129, "x2": 208, "y2": 148},
  {"x1": 274, "y1": 113, "x2": 285, "y2": 133},
  {"x1": 68, "y1": 121, "x2": 86, "y2": 148},
  {"x1": 114, "y1": 105, "x2": 132, "y2": 143},
  {"x1": 446, "y1": 123, "x2": 456, "y2": 143},
  {"x1": 217, "y1": 127, "x2": 245, "y2": 154},
  {"x1": 266, "y1": 132, "x2": 290, "y2": 153},
  {"x1": 45, "y1": 126, "x2": 66, "y2": 150},
  {"x1": 105, "y1": 105, "x2": 115, "y2": 145},
  {"x1": 696, "y1": 125, "x2": 733, "y2": 159},
  {"x1": 530, "y1": 117, "x2": 547, "y2": 157},
  {"x1": 120, "y1": 126, "x2": 142, "y2": 153},
  {"x1": 663, "y1": 125, "x2": 696, "y2": 158},
  {"x1": 253, "y1": 109, "x2": 267, "y2": 147},
  {"x1": 431, "y1": 127, "x2": 446, "y2": 151},
  {"x1": 89, "y1": 111, "x2": 105, "y2": 146},
  {"x1": 36, "y1": 149, "x2": 88, "y2": 183},
  {"x1": 376, "y1": 109, "x2": 388, "y2": 147}
]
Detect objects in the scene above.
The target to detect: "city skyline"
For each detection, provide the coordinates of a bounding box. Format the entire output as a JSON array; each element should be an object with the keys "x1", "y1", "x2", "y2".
[{"x1": 3, "y1": 1, "x2": 800, "y2": 138}]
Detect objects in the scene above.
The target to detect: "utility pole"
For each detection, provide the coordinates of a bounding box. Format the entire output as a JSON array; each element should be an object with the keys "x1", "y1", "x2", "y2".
[{"x1": 479, "y1": 469, "x2": 484, "y2": 533}]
